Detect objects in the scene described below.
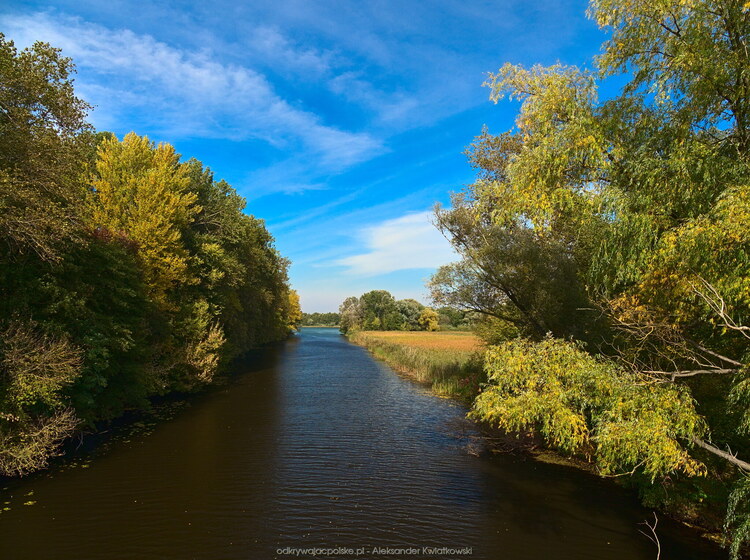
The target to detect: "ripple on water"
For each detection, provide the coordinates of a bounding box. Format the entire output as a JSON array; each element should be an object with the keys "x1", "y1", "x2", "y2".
[{"x1": 0, "y1": 328, "x2": 724, "y2": 560}]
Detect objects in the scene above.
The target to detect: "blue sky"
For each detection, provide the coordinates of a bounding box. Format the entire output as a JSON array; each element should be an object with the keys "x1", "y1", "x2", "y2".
[{"x1": 2, "y1": 1, "x2": 607, "y2": 311}]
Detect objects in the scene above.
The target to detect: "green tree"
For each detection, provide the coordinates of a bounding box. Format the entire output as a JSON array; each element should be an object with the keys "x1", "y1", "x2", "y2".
[
  {"x1": 301, "y1": 312, "x2": 340, "y2": 326},
  {"x1": 397, "y1": 299, "x2": 425, "y2": 330},
  {"x1": 431, "y1": 199, "x2": 595, "y2": 340},
  {"x1": 359, "y1": 290, "x2": 400, "y2": 330},
  {"x1": 339, "y1": 297, "x2": 363, "y2": 333},
  {"x1": 0, "y1": 34, "x2": 91, "y2": 262},
  {"x1": 444, "y1": 1, "x2": 750, "y2": 552}
]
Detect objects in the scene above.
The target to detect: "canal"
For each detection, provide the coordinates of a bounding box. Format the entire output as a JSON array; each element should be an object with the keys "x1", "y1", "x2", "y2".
[{"x1": 0, "y1": 328, "x2": 723, "y2": 559}]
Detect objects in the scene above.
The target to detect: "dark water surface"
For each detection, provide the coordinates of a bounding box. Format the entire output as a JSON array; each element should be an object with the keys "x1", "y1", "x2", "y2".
[{"x1": 0, "y1": 328, "x2": 724, "y2": 559}]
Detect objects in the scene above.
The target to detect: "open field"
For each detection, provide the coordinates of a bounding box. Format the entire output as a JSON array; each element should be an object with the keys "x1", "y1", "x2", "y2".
[
  {"x1": 355, "y1": 330, "x2": 483, "y2": 353},
  {"x1": 349, "y1": 331, "x2": 485, "y2": 402}
]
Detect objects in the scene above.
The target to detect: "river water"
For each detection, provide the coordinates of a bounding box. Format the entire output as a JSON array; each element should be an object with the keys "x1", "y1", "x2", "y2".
[{"x1": 0, "y1": 328, "x2": 724, "y2": 559}]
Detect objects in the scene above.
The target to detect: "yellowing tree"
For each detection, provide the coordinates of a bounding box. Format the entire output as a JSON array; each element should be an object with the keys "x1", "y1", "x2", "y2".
[
  {"x1": 90, "y1": 133, "x2": 198, "y2": 306},
  {"x1": 445, "y1": 1, "x2": 750, "y2": 555},
  {"x1": 418, "y1": 307, "x2": 440, "y2": 331},
  {"x1": 287, "y1": 290, "x2": 303, "y2": 332}
]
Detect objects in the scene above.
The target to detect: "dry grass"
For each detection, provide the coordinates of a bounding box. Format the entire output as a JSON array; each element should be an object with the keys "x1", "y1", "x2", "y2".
[
  {"x1": 357, "y1": 331, "x2": 483, "y2": 353},
  {"x1": 350, "y1": 330, "x2": 486, "y2": 402}
]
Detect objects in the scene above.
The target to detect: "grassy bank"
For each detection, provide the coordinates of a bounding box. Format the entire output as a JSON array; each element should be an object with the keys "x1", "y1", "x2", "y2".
[{"x1": 349, "y1": 331, "x2": 485, "y2": 403}]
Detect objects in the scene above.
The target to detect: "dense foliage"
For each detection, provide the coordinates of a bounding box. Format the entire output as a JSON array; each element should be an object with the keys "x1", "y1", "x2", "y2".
[
  {"x1": 0, "y1": 34, "x2": 300, "y2": 476},
  {"x1": 337, "y1": 290, "x2": 471, "y2": 334},
  {"x1": 434, "y1": 1, "x2": 750, "y2": 554}
]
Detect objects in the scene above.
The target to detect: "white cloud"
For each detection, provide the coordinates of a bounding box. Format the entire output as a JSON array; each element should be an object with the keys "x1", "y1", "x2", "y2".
[
  {"x1": 335, "y1": 211, "x2": 457, "y2": 276},
  {"x1": 328, "y1": 71, "x2": 420, "y2": 125},
  {"x1": 1, "y1": 12, "x2": 382, "y2": 169},
  {"x1": 246, "y1": 26, "x2": 332, "y2": 76}
]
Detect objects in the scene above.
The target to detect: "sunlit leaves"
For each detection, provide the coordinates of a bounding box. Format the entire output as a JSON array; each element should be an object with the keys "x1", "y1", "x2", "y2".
[
  {"x1": 591, "y1": 0, "x2": 750, "y2": 153},
  {"x1": 286, "y1": 290, "x2": 302, "y2": 332},
  {"x1": 481, "y1": 63, "x2": 605, "y2": 231},
  {"x1": 90, "y1": 133, "x2": 198, "y2": 307},
  {"x1": 0, "y1": 321, "x2": 82, "y2": 476},
  {"x1": 472, "y1": 338, "x2": 706, "y2": 479},
  {"x1": 418, "y1": 308, "x2": 440, "y2": 332}
]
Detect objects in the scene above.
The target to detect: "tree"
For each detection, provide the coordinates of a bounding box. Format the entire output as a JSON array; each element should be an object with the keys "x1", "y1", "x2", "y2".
[
  {"x1": 301, "y1": 312, "x2": 340, "y2": 326},
  {"x1": 0, "y1": 33, "x2": 299, "y2": 477},
  {"x1": 287, "y1": 291, "x2": 303, "y2": 332},
  {"x1": 418, "y1": 308, "x2": 440, "y2": 332},
  {"x1": 432, "y1": 189, "x2": 597, "y2": 341},
  {"x1": 0, "y1": 34, "x2": 91, "y2": 261},
  {"x1": 397, "y1": 299, "x2": 425, "y2": 330},
  {"x1": 444, "y1": 1, "x2": 750, "y2": 552},
  {"x1": 592, "y1": 0, "x2": 750, "y2": 155},
  {"x1": 339, "y1": 296, "x2": 363, "y2": 333},
  {"x1": 0, "y1": 321, "x2": 81, "y2": 476},
  {"x1": 472, "y1": 338, "x2": 706, "y2": 479},
  {"x1": 90, "y1": 133, "x2": 198, "y2": 308},
  {"x1": 437, "y1": 307, "x2": 469, "y2": 329},
  {"x1": 359, "y1": 290, "x2": 399, "y2": 330}
]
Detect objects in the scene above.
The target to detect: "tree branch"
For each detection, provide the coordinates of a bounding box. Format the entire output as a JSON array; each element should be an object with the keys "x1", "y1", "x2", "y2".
[
  {"x1": 690, "y1": 277, "x2": 750, "y2": 340},
  {"x1": 693, "y1": 438, "x2": 750, "y2": 472},
  {"x1": 645, "y1": 368, "x2": 737, "y2": 380},
  {"x1": 639, "y1": 512, "x2": 661, "y2": 560}
]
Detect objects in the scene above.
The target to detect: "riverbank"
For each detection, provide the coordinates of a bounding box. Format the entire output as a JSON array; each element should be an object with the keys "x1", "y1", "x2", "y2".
[
  {"x1": 348, "y1": 330, "x2": 566, "y2": 457},
  {"x1": 348, "y1": 329, "x2": 729, "y2": 550},
  {"x1": 348, "y1": 331, "x2": 485, "y2": 404}
]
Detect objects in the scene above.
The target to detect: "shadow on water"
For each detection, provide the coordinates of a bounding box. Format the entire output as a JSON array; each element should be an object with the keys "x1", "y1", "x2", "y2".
[{"x1": 0, "y1": 328, "x2": 725, "y2": 559}]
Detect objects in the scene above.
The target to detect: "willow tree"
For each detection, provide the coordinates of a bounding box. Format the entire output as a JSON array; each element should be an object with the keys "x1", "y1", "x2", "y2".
[{"x1": 443, "y1": 1, "x2": 750, "y2": 553}]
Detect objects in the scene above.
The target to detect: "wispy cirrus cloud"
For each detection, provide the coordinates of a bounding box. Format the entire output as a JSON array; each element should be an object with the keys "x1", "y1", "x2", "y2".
[
  {"x1": 335, "y1": 211, "x2": 457, "y2": 276},
  {"x1": 1, "y1": 12, "x2": 382, "y2": 169},
  {"x1": 244, "y1": 26, "x2": 334, "y2": 77},
  {"x1": 328, "y1": 71, "x2": 420, "y2": 126}
]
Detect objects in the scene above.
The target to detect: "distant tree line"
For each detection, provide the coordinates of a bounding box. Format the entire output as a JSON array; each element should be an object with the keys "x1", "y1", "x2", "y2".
[
  {"x1": 337, "y1": 290, "x2": 473, "y2": 334},
  {"x1": 300, "y1": 312, "x2": 340, "y2": 327},
  {"x1": 0, "y1": 35, "x2": 300, "y2": 477},
  {"x1": 429, "y1": 1, "x2": 750, "y2": 555}
]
